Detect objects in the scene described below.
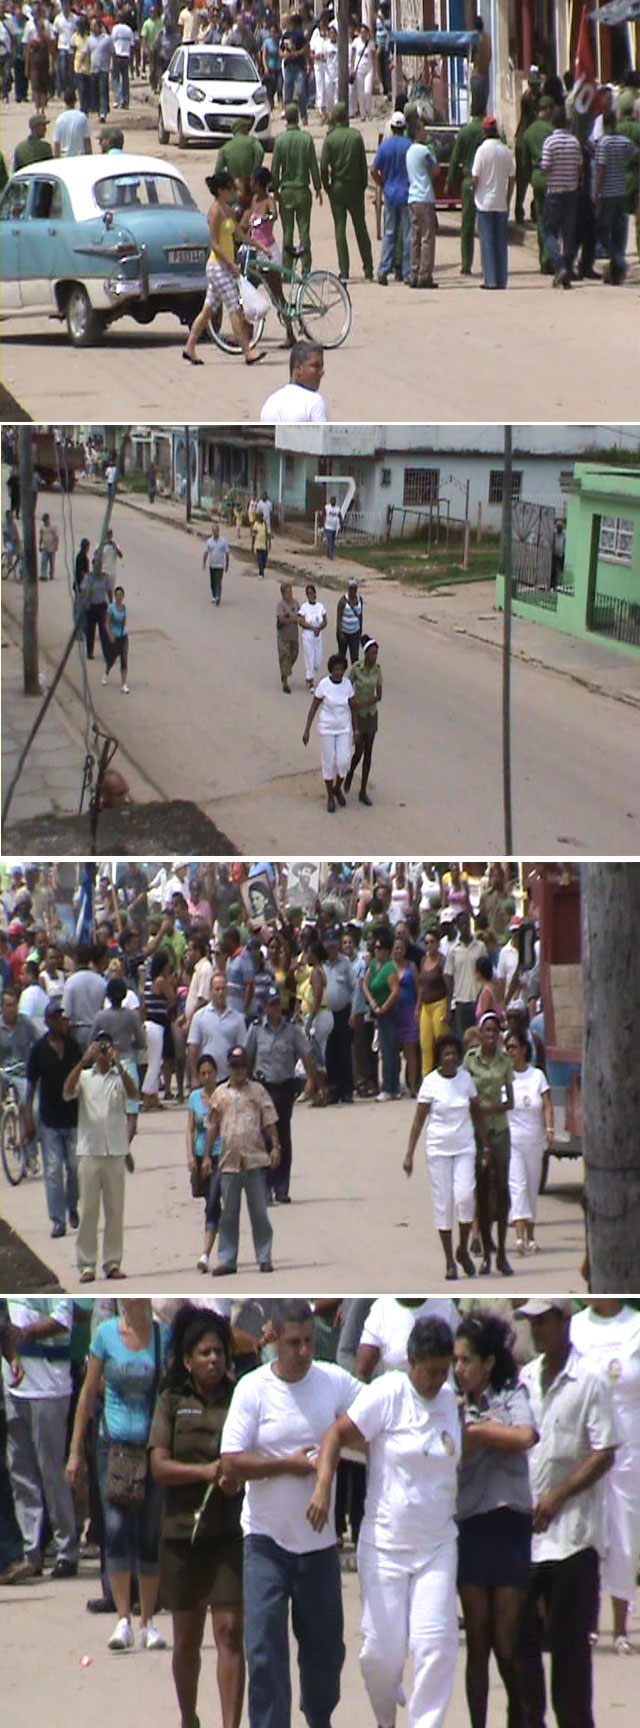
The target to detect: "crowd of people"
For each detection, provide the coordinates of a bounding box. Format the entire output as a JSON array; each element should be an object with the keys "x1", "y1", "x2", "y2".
[
  {"x1": 1, "y1": 1292, "x2": 639, "y2": 1728},
  {"x1": 1, "y1": 859, "x2": 558, "y2": 1278}
]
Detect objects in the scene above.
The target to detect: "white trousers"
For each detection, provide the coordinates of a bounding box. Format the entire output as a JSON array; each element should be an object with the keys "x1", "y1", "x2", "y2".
[
  {"x1": 314, "y1": 61, "x2": 329, "y2": 111},
  {"x1": 358, "y1": 1537, "x2": 458, "y2": 1728},
  {"x1": 142, "y1": 1018, "x2": 164, "y2": 1095},
  {"x1": 427, "y1": 1150, "x2": 476, "y2": 1230},
  {"x1": 353, "y1": 67, "x2": 373, "y2": 118},
  {"x1": 325, "y1": 69, "x2": 338, "y2": 113},
  {"x1": 601, "y1": 1465, "x2": 640, "y2": 1601},
  {"x1": 508, "y1": 1140, "x2": 543, "y2": 1221},
  {"x1": 302, "y1": 629, "x2": 324, "y2": 682},
  {"x1": 319, "y1": 728, "x2": 352, "y2": 782}
]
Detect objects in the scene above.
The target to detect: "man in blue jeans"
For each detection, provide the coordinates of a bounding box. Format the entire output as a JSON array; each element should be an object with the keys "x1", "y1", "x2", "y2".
[
  {"x1": 280, "y1": 11, "x2": 308, "y2": 123},
  {"x1": 372, "y1": 110, "x2": 411, "y2": 283},
  {"x1": 26, "y1": 1001, "x2": 81, "y2": 1239},
  {"x1": 221, "y1": 1299, "x2": 360, "y2": 1728}
]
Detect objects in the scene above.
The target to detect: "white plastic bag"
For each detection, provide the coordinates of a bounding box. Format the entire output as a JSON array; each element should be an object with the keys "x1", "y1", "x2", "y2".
[{"x1": 239, "y1": 276, "x2": 270, "y2": 323}]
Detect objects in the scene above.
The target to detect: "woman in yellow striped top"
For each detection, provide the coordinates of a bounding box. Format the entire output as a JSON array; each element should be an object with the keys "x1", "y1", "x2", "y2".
[{"x1": 183, "y1": 170, "x2": 266, "y2": 367}]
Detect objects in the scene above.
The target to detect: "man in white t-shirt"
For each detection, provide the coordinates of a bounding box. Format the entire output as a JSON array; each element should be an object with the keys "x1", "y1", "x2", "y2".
[
  {"x1": 3, "y1": 1299, "x2": 79, "y2": 1576},
  {"x1": 221, "y1": 1299, "x2": 360, "y2": 1728},
  {"x1": 260, "y1": 341, "x2": 328, "y2": 424},
  {"x1": 111, "y1": 12, "x2": 134, "y2": 109},
  {"x1": 472, "y1": 114, "x2": 515, "y2": 288},
  {"x1": 496, "y1": 917, "x2": 521, "y2": 1005},
  {"x1": 53, "y1": 86, "x2": 91, "y2": 157}
]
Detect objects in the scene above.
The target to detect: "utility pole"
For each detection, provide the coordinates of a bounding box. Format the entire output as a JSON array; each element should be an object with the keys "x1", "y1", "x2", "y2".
[
  {"x1": 185, "y1": 426, "x2": 192, "y2": 523},
  {"x1": 502, "y1": 424, "x2": 513, "y2": 853},
  {"x1": 337, "y1": 0, "x2": 349, "y2": 104},
  {"x1": 19, "y1": 427, "x2": 39, "y2": 695}
]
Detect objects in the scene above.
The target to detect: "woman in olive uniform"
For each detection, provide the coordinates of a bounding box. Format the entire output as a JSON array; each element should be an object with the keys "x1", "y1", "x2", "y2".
[
  {"x1": 150, "y1": 1305, "x2": 244, "y2": 1728},
  {"x1": 344, "y1": 635, "x2": 382, "y2": 806}
]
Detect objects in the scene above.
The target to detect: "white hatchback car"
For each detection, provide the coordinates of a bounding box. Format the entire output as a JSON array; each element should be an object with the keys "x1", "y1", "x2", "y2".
[{"x1": 158, "y1": 44, "x2": 270, "y2": 147}]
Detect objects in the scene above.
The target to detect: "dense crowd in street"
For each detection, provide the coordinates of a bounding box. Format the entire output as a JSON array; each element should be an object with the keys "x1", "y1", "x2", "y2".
[
  {"x1": 1, "y1": 1292, "x2": 639, "y2": 1728},
  {"x1": 1, "y1": 859, "x2": 561, "y2": 1280}
]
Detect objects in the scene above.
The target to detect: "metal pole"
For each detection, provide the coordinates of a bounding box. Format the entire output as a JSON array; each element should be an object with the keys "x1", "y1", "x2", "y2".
[
  {"x1": 185, "y1": 426, "x2": 192, "y2": 524},
  {"x1": 502, "y1": 424, "x2": 514, "y2": 854},
  {"x1": 19, "y1": 427, "x2": 39, "y2": 696},
  {"x1": 337, "y1": 0, "x2": 350, "y2": 104}
]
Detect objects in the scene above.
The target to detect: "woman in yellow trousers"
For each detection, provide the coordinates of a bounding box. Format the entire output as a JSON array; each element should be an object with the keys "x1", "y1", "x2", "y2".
[{"x1": 418, "y1": 930, "x2": 450, "y2": 1075}]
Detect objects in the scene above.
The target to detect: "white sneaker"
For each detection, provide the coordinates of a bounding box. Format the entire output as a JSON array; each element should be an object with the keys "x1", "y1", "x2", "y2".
[
  {"x1": 526, "y1": 1240, "x2": 539, "y2": 1254},
  {"x1": 122, "y1": 684, "x2": 130, "y2": 694},
  {"x1": 516, "y1": 1238, "x2": 525, "y2": 1256},
  {"x1": 140, "y1": 1621, "x2": 167, "y2": 1651},
  {"x1": 197, "y1": 1253, "x2": 210, "y2": 1274},
  {"x1": 108, "y1": 1616, "x2": 134, "y2": 1651},
  {"x1": 376, "y1": 1091, "x2": 391, "y2": 1102},
  {"x1": 101, "y1": 673, "x2": 109, "y2": 685}
]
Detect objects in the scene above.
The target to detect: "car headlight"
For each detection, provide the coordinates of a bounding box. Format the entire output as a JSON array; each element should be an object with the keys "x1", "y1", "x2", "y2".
[
  {"x1": 186, "y1": 84, "x2": 206, "y2": 100},
  {"x1": 252, "y1": 85, "x2": 267, "y2": 103}
]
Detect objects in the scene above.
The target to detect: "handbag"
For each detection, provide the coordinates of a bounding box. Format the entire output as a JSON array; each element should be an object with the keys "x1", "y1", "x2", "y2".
[
  {"x1": 103, "y1": 1321, "x2": 161, "y2": 1507},
  {"x1": 189, "y1": 1159, "x2": 210, "y2": 1199}
]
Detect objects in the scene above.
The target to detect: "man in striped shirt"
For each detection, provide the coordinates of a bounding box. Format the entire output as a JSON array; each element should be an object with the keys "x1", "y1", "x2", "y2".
[
  {"x1": 540, "y1": 107, "x2": 583, "y2": 287},
  {"x1": 595, "y1": 112, "x2": 639, "y2": 284}
]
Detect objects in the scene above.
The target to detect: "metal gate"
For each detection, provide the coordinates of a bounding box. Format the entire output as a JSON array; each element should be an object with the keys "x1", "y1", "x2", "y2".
[{"x1": 512, "y1": 501, "x2": 557, "y2": 592}]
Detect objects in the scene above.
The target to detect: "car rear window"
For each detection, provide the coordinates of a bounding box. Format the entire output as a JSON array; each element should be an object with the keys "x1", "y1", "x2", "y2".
[
  {"x1": 94, "y1": 173, "x2": 198, "y2": 211},
  {"x1": 186, "y1": 52, "x2": 255, "y2": 81}
]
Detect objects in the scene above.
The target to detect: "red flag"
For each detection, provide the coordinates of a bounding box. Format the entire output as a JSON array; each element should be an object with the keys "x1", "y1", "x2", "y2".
[{"x1": 573, "y1": 2, "x2": 598, "y2": 117}]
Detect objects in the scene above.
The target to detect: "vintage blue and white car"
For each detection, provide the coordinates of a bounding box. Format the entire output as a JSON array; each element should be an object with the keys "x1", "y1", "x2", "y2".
[{"x1": 0, "y1": 153, "x2": 210, "y2": 345}]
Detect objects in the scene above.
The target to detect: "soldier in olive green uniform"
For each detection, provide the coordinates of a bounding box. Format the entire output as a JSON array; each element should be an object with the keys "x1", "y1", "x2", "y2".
[
  {"x1": 618, "y1": 111, "x2": 640, "y2": 260},
  {"x1": 215, "y1": 118, "x2": 264, "y2": 182},
  {"x1": 13, "y1": 114, "x2": 53, "y2": 172},
  {"x1": 446, "y1": 98, "x2": 486, "y2": 275},
  {"x1": 320, "y1": 101, "x2": 373, "y2": 281},
  {"x1": 514, "y1": 68, "x2": 541, "y2": 222},
  {"x1": 522, "y1": 95, "x2": 554, "y2": 271},
  {"x1": 271, "y1": 101, "x2": 322, "y2": 273}
]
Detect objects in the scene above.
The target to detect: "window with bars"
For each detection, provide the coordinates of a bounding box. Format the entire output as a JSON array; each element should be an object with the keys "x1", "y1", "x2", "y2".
[
  {"x1": 599, "y1": 516, "x2": 634, "y2": 564},
  {"x1": 402, "y1": 467, "x2": 439, "y2": 506},
  {"x1": 488, "y1": 469, "x2": 523, "y2": 504}
]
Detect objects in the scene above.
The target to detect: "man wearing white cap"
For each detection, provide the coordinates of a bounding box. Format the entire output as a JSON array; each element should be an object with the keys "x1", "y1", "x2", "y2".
[
  {"x1": 516, "y1": 1299, "x2": 618, "y2": 1728},
  {"x1": 371, "y1": 110, "x2": 411, "y2": 284}
]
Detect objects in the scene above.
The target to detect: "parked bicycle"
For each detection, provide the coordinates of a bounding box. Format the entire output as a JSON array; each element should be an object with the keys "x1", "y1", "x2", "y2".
[
  {"x1": 1, "y1": 543, "x2": 23, "y2": 581},
  {"x1": 1, "y1": 1063, "x2": 39, "y2": 1187},
  {"x1": 209, "y1": 242, "x2": 352, "y2": 355}
]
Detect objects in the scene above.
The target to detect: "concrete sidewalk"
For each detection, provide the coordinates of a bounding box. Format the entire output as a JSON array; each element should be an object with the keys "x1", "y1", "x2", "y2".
[{"x1": 107, "y1": 484, "x2": 640, "y2": 711}]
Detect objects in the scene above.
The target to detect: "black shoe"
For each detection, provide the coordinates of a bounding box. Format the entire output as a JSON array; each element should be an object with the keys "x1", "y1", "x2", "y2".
[
  {"x1": 212, "y1": 1265, "x2": 237, "y2": 1276},
  {"x1": 51, "y1": 1558, "x2": 78, "y2": 1579},
  {"x1": 456, "y1": 1246, "x2": 476, "y2": 1278},
  {"x1": 68, "y1": 1210, "x2": 79, "y2": 1230},
  {"x1": 377, "y1": 273, "x2": 388, "y2": 285},
  {"x1": 327, "y1": 793, "x2": 336, "y2": 813},
  {"x1": 343, "y1": 770, "x2": 353, "y2": 793},
  {"x1": 51, "y1": 1223, "x2": 66, "y2": 1239},
  {"x1": 259, "y1": 1261, "x2": 274, "y2": 1273},
  {"x1": 334, "y1": 787, "x2": 346, "y2": 807},
  {"x1": 276, "y1": 1194, "x2": 292, "y2": 1204},
  {"x1": 86, "y1": 1596, "x2": 116, "y2": 1614},
  {"x1": 124, "y1": 1151, "x2": 135, "y2": 1173},
  {"x1": 478, "y1": 1257, "x2": 492, "y2": 1276},
  {"x1": 359, "y1": 790, "x2": 372, "y2": 806},
  {"x1": 497, "y1": 1254, "x2": 514, "y2": 1276}
]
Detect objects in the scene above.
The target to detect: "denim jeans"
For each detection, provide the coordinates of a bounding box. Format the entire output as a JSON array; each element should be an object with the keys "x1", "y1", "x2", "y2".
[
  {"x1": 283, "y1": 61, "x2": 307, "y2": 121},
  {"x1": 243, "y1": 1534, "x2": 344, "y2": 1728},
  {"x1": 380, "y1": 199, "x2": 410, "y2": 280},
  {"x1": 90, "y1": 68, "x2": 110, "y2": 118},
  {"x1": 325, "y1": 529, "x2": 336, "y2": 558},
  {"x1": 0, "y1": 1403, "x2": 24, "y2": 1572},
  {"x1": 596, "y1": 194, "x2": 628, "y2": 279},
  {"x1": 217, "y1": 1168, "x2": 273, "y2": 1268},
  {"x1": 39, "y1": 1124, "x2": 78, "y2": 1231},
  {"x1": 56, "y1": 47, "x2": 73, "y2": 98},
  {"x1": 376, "y1": 1009, "x2": 400, "y2": 1096},
  {"x1": 209, "y1": 564, "x2": 224, "y2": 603},
  {"x1": 542, "y1": 189, "x2": 578, "y2": 277},
  {"x1": 96, "y1": 1438, "x2": 163, "y2": 1575},
  {"x1": 76, "y1": 70, "x2": 91, "y2": 113},
  {"x1": 113, "y1": 57, "x2": 130, "y2": 108},
  {"x1": 476, "y1": 208, "x2": 509, "y2": 287}
]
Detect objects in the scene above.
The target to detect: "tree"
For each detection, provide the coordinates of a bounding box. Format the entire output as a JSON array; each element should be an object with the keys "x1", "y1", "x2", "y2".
[{"x1": 583, "y1": 863, "x2": 640, "y2": 1291}]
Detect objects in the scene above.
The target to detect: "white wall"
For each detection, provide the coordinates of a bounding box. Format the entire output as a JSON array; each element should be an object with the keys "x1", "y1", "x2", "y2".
[{"x1": 274, "y1": 424, "x2": 640, "y2": 461}]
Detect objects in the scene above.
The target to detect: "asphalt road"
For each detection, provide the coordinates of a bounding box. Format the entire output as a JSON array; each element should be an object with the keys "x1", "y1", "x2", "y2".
[
  {"x1": 0, "y1": 1091, "x2": 587, "y2": 1296},
  {"x1": 1, "y1": 94, "x2": 638, "y2": 423},
  {"x1": 4, "y1": 1561, "x2": 637, "y2": 1728},
  {"x1": 8, "y1": 489, "x2": 640, "y2": 855}
]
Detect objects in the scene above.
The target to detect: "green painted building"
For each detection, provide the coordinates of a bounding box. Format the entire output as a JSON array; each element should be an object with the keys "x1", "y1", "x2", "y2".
[{"x1": 496, "y1": 464, "x2": 640, "y2": 657}]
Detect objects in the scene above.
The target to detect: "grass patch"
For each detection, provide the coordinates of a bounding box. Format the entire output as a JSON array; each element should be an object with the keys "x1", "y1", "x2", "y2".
[{"x1": 338, "y1": 536, "x2": 502, "y2": 587}]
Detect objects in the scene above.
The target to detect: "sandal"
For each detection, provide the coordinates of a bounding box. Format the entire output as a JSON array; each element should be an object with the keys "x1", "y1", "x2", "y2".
[
  {"x1": 245, "y1": 350, "x2": 266, "y2": 365},
  {"x1": 182, "y1": 350, "x2": 204, "y2": 366},
  {"x1": 105, "y1": 1267, "x2": 127, "y2": 1280},
  {"x1": 79, "y1": 1268, "x2": 95, "y2": 1284}
]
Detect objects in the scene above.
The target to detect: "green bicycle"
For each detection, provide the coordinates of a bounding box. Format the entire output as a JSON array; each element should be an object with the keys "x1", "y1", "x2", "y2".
[{"x1": 208, "y1": 243, "x2": 352, "y2": 355}]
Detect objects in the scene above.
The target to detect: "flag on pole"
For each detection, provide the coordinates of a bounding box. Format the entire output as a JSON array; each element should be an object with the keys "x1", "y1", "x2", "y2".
[{"x1": 75, "y1": 864, "x2": 96, "y2": 943}]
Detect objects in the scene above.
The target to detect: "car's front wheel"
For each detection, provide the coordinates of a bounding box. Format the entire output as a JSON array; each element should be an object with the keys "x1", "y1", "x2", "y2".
[
  {"x1": 65, "y1": 284, "x2": 104, "y2": 347},
  {"x1": 177, "y1": 110, "x2": 187, "y2": 148},
  {"x1": 158, "y1": 105, "x2": 170, "y2": 145}
]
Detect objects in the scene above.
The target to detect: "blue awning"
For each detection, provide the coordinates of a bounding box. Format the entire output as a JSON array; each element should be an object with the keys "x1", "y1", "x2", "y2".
[{"x1": 389, "y1": 31, "x2": 478, "y2": 57}]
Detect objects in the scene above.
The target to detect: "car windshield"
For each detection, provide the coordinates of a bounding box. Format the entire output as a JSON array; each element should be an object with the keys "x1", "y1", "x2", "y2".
[
  {"x1": 186, "y1": 51, "x2": 255, "y2": 81},
  {"x1": 94, "y1": 173, "x2": 198, "y2": 211}
]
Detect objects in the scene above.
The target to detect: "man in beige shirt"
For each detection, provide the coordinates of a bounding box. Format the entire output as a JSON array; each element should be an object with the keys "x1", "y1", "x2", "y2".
[
  {"x1": 206, "y1": 1045, "x2": 281, "y2": 1276},
  {"x1": 63, "y1": 1032, "x2": 138, "y2": 1281}
]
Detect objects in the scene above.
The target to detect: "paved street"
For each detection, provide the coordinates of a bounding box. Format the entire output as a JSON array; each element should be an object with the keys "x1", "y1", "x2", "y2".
[
  {"x1": 3, "y1": 488, "x2": 640, "y2": 854},
  {"x1": 3, "y1": 1553, "x2": 637, "y2": 1728},
  {"x1": 0, "y1": 1092, "x2": 587, "y2": 1296},
  {"x1": 1, "y1": 92, "x2": 638, "y2": 423}
]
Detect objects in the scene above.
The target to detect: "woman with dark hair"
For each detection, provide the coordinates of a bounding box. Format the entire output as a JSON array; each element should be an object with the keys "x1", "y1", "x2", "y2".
[
  {"x1": 417, "y1": 927, "x2": 449, "y2": 1077},
  {"x1": 141, "y1": 948, "x2": 176, "y2": 1111},
  {"x1": 296, "y1": 933, "x2": 333, "y2": 1104},
  {"x1": 308, "y1": 1314, "x2": 461, "y2": 1728},
  {"x1": 505, "y1": 1026, "x2": 553, "y2": 1255},
  {"x1": 404, "y1": 1031, "x2": 490, "y2": 1280},
  {"x1": 454, "y1": 1310, "x2": 537, "y2": 1728},
  {"x1": 74, "y1": 537, "x2": 91, "y2": 596},
  {"x1": 150, "y1": 1304, "x2": 244, "y2": 1728},
  {"x1": 187, "y1": 1053, "x2": 223, "y2": 1275},
  {"x1": 302, "y1": 652, "x2": 359, "y2": 813},
  {"x1": 344, "y1": 636, "x2": 382, "y2": 806},
  {"x1": 475, "y1": 952, "x2": 499, "y2": 1020},
  {"x1": 363, "y1": 925, "x2": 400, "y2": 1101},
  {"x1": 182, "y1": 169, "x2": 266, "y2": 366},
  {"x1": 391, "y1": 927, "x2": 420, "y2": 1096}
]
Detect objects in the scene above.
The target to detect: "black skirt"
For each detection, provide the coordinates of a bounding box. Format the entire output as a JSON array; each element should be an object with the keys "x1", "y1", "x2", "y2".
[{"x1": 457, "y1": 1507, "x2": 532, "y2": 1589}]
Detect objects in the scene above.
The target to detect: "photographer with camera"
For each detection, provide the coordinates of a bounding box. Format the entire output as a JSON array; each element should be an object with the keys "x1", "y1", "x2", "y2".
[{"x1": 63, "y1": 1032, "x2": 139, "y2": 1283}]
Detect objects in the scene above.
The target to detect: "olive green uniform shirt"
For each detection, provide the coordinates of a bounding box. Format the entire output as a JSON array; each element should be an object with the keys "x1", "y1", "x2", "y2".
[
  {"x1": 272, "y1": 123, "x2": 321, "y2": 194},
  {"x1": 523, "y1": 117, "x2": 553, "y2": 189},
  {"x1": 350, "y1": 658, "x2": 382, "y2": 718},
  {"x1": 463, "y1": 1046, "x2": 513, "y2": 1134},
  {"x1": 446, "y1": 117, "x2": 485, "y2": 188},
  {"x1": 149, "y1": 1382, "x2": 242, "y2": 1542},
  {"x1": 321, "y1": 124, "x2": 368, "y2": 192},
  {"x1": 215, "y1": 134, "x2": 265, "y2": 180},
  {"x1": 13, "y1": 137, "x2": 53, "y2": 171}
]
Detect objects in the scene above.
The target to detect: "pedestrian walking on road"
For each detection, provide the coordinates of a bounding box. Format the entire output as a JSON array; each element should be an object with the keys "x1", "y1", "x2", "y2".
[
  {"x1": 344, "y1": 635, "x2": 382, "y2": 806},
  {"x1": 3, "y1": 1299, "x2": 79, "y2": 1580},
  {"x1": 206, "y1": 1043, "x2": 281, "y2": 1275},
  {"x1": 472, "y1": 116, "x2": 515, "y2": 289},
  {"x1": 406, "y1": 112, "x2": 439, "y2": 288},
  {"x1": 323, "y1": 496, "x2": 341, "y2": 559},
  {"x1": 38, "y1": 512, "x2": 59, "y2": 580},
  {"x1": 102, "y1": 584, "x2": 130, "y2": 692},
  {"x1": 320, "y1": 102, "x2": 373, "y2": 283},
  {"x1": 540, "y1": 107, "x2": 583, "y2": 289},
  {"x1": 183, "y1": 170, "x2": 266, "y2": 367},
  {"x1": 372, "y1": 110, "x2": 411, "y2": 284},
  {"x1": 253, "y1": 512, "x2": 270, "y2": 578},
  {"x1": 403, "y1": 1030, "x2": 490, "y2": 1281},
  {"x1": 246, "y1": 984, "x2": 316, "y2": 1201},
  {"x1": 302, "y1": 654, "x2": 359, "y2": 813},
  {"x1": 63, "y1": 1032, "x2": 139, "y2": 1281},
  {"x1": 202, "y1": 521, "x2": 230, "y2": 606},
  {"x1": 276, "y1": 580, "x2": 301, "y2": 693},
  {"x1": 298, "y1": 580, "x2": 327, "y2": 687},
  {"x1": 271, "y1": 101, "x2": 322, "y2": 273},
  {"x1": 336, "y1": 577, "x2": 363, "y2": 662},
  {"x1": 25, "y1": 1000, "x2": 81, "y2": 1240},
  {"x1": 187, "y1": 1054, "x2": 223, "y2": 1273}
]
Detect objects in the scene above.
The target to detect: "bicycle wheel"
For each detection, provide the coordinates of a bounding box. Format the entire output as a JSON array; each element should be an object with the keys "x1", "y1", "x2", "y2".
[
  {"x1": 1, "y1": 1103, "x2": 25, "y2": 1186},
  {"x1": 295, "y1": 270, "x2": 352, "y2": 349},
  {"x1": 206, "y1": 275, "x2": 268, "y2": 354}
]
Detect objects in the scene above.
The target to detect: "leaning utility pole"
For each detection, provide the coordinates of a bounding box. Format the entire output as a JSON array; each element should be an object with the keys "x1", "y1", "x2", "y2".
[
  {"x1": 185, "y1": 426, "x2": 192, "y2": 523},
  {"x1": 501, "y1": 424, "x2": 513, "y2": 853},
  {"x1": 19, "y1": 427, "x2": 39, "y2": 695}
]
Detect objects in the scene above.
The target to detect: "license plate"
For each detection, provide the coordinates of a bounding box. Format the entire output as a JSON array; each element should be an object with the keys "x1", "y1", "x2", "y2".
[{"x1": 166, "y1": 247, "x2": 206, "y2": 266}]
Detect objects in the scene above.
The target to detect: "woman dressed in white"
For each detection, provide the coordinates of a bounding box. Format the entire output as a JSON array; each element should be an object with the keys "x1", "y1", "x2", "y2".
[
  {"x1": 349, "y1": 23, "x2": 376, "y2": 121},
  {"x1": 504, "y1": 1027, "x2": 554, "y2": 1255},
  {"x1": 308, "y1": 1314, "x2": 461, "y2": 1728},
  {"x1": 309, "y1": 16, "x2": 330, "y2": 121},
  {"x1": 302, "y1": 652, "x2": 359, "y2": 813},
  {"x1": 570, "y1": 1300, "x2": 640, "y2": 1655},
  {"x1": 298, "y1": 580, "x2": 327, "y2": 688}
]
